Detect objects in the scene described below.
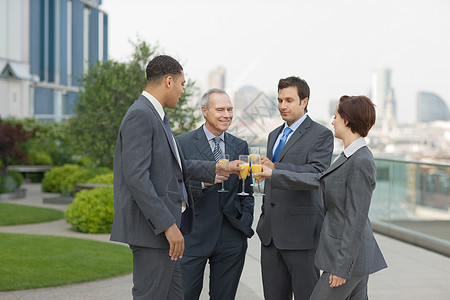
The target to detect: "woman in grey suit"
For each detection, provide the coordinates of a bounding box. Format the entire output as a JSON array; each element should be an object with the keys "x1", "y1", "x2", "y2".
[{"x1": 254, "y1": 95, "x2": 387, "y2": 299}]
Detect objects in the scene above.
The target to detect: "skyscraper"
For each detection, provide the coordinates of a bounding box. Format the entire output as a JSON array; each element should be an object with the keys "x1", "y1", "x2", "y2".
[
  {"x1": 0, "y1": 0, "x2": 108, "y2": 121},
  {"x1": 416, "y1": 91, "x2": 450, "y2": 122},
  {"x1": 371, "y1": 67, "x2": 397, "y2": 126},
  {"x1": 207, "y1": 66, "x2": 226, "y2": 90}
]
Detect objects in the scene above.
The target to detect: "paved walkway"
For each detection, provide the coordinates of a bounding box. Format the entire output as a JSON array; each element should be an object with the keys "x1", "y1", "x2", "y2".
[{"x1": 1, "y1": 183, "x2": 450, "y2": 299}]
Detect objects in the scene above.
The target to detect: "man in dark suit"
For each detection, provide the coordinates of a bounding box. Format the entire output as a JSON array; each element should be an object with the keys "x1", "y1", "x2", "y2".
[
  {"x1": 110, "y1": 56, "x2": 242, "y2": 300},
  {"x1": 256, "y1": 76, "x2": 334, "y2": 300},
  {"x1": 176, "y1": 88, "x2": 254, "y2": 300}
]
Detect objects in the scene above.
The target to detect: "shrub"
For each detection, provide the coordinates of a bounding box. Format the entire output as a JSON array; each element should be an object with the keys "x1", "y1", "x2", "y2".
[
  {"x1": 42, "y1": 164, "x2": 109, "y2": 194},
  {"x1": 0, "y1": 171, "x2": 24, "y2": 193},
  {"x1": 7, "y1": 170, "x2": 24, "y2": 188},
  {"x1": 42, "y1": 164, "x2": 82, "y2": 193},
  {"x1": 65, "y1": 187, "x2": 114, "y2": 233},
  {"x1": 87, "y1": 172, "x2": 113, "y2": 185},
  {"x1": 60, "y1": 168, "x2": 97, "y2": 194},
  {"x1": 28, "y1": 151, "x2": 53, "y2": 165}
]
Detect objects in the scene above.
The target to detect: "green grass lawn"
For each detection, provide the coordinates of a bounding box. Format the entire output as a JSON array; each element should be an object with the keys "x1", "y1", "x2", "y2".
[
  {"x1": 0, "y1": 203, "x2": 64, "y2": 226},
  {"x1": 0, "y1": 233, "x2": 132, "y2": 291}
]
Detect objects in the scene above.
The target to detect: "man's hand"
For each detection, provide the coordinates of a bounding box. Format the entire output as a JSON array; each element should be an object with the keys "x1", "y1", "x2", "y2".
[
  {"x1": 216, "y1": 160, "x2": 243, "y2": 177},
  {"x1": 164, "y1": 223, "x2": 184, "y2": 260},
  {"x1": 329, "y1": 273, "x2": 346, "y2": 288},
  {"x1": 204, "y1": 174, "x2": 229, "y2": 186},
  {"x1": 253, "y1": 164, "x2": 273, "y2": 182},
  {"x1": 261, "y1": 155, "x2": 276, "y2": 169}
]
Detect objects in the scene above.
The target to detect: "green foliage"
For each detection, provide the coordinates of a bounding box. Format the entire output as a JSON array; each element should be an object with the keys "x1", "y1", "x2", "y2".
[
  {"x1": 0, "y1": 171, "x2": 24, "y2": 193},
  {"x1": 28, "y1": 151, "x2": 53, "y2": 165},
  {"x1": 42, "y1": 164, "x2": 80, "y2": 193},
  {"x1": 69, "y1": 38, "x2": 201, "y2": 169},
  {"x1": 0, "y1": 203, "x2": 63, "y2": 226},
  {"x1": 41, "y1": 164, "x2": 98, "y2": 194},
  {"x1": 0, "y1": 233, "x2": 132, "y2": 291},
  {"x1": 65, "y1": 187, "x2": 114, "y2": 233},
  {"x1": 87, "y1": 172, "x2": 114, "y2": 184},
  {"x1": 2, "y1": 117, "x2": 74, "y2": 166}
]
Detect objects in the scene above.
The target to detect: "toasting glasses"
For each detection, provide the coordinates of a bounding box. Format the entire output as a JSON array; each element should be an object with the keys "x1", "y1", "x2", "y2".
[
  {"x1": 250, "y1": 154, "x2": 265, "y2": 196},
  {"x1": 218, "y1": 154, "x2": 230, "y2": 193},
  {"x1": 237, "y1": 155, "x2": 250, "y2": 196}
]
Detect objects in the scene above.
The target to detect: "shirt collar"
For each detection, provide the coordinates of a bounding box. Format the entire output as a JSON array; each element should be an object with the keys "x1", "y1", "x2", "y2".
[
  {"x1": 343, "y1": 137, "x2": 367, "y2": 158},
  {"x1": 203, "y1": 124, "x2": 225, "y2": 142},
  {"x1": 283, "y1": 113, "x2": 308, "y2": 133},
  {"x1": 142, "y1": 91, "x2": 165, "y2": 121}
]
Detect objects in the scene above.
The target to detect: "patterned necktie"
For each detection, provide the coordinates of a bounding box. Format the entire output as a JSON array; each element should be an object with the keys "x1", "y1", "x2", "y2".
[
  {"x1": 213, "y1": 137, "x2": 222, "y2": 163},
  {"x1": 272, "y1": 127, "x2": 293, "y2": 162},
  {"x1": 163, "y1": 116, "x2": 189, "y2": 209}
]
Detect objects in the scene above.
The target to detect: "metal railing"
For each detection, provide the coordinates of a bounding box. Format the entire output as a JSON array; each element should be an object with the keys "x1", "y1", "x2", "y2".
[{"x1": 370, "y1": 157, "x2": 450, "y2": 256}]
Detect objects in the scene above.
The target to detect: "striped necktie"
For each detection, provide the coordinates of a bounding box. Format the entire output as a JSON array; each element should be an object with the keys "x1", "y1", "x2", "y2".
[{"x1": 213, "y1": 137, "x2": 222, "y2": 162}]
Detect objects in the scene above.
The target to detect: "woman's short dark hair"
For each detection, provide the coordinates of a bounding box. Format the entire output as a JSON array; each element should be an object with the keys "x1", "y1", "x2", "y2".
[
  {"x1": 337, "y1": 95, "x2": 376, "y2": 137},
  {"x1": 145, "y1": 55, "x2": 183, "y2": 84}
]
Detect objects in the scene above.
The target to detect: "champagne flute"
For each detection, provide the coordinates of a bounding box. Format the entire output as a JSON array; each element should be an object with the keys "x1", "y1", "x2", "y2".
[
  {"x1": 250, "y1": 154, "x2": 265, "y2": 196},
  {"x1": 218, "y1": 154, "x2": 230, "y2": 193},
  {"x1": 249, "y1": 147, "x2": 260, "y2": 187},
  {"x1": 237, "y1": 155, "x2": 249, "y2": 196}
]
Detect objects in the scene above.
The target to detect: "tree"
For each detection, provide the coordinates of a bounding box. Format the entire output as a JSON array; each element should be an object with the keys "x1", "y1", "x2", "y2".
[
  {"x1": 69, "y1": 39, "x2": 201, "y2": 168},
  {"x1": 0, "y1": 117, "x2": 35, "y2": 180}
]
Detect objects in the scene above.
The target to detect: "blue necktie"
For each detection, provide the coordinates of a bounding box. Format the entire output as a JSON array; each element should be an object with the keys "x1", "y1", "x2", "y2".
[
  {"x1": 272, "y1": 127, "x2": 293, "y2": 162},
  {"x1": 163, "y1": 116, "x2": 189, "y2": 208}
]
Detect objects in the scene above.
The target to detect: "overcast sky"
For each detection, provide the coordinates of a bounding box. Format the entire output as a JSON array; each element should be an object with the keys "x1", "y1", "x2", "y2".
[{"x1": 101, "y1": 0, "x2": 450, "y2": 123}]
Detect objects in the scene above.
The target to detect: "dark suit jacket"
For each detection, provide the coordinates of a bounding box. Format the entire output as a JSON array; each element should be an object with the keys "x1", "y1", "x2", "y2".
[
  {"x1": 176, "y1": 126, "x2": 254, "y2": 256},
  {"x1": 256, "y1": 116, "x2": 334, "y2": 250},
  {"x1": 110, "y1": 95, "x2": 216, "y2": 248},
  {"x1": 271, "y1": 146, "x2": 387, "y2": 279}
]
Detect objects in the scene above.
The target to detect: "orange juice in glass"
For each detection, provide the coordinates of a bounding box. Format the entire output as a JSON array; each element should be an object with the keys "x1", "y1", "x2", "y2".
[{"x1": 238, "y1": 155, "x2": 249, "y2": 195}]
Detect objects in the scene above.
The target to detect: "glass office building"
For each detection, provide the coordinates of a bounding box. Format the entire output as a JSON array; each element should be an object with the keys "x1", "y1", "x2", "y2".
[{"x1": 0, "y1": 0, "x2": 108, "y2": 121}]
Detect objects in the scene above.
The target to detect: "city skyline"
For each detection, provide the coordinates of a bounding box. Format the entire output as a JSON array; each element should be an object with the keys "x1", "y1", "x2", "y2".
[{"x1": 102, "y1": 0, "x2": 450, "y2": 124}]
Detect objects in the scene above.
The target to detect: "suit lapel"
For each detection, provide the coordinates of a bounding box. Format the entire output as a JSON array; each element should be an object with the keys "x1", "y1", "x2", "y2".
[
  {"x1": 321, "y1": 154, "x2": 347, "y2": 177},
  {"x1": 192, "y1": 126, "x2": 215, "y2": 161},
  {"x1": 139, "y1": 96, "x2": 179, "y2": 163},
  {"x1": 277, "y1": 116, "x2": 312, "y2": 162},
  {"x1": 224, "y1": 132, "x2": 237, "y2": 160}
]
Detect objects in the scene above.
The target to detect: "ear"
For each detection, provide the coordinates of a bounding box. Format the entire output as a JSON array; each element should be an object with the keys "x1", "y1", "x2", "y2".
[
  {"x1": 164, "y1": 76, "x2": 172, "y2": 88},
  {"x1": 301, "y1": 97, "x2": 309, "y2": 108},
  {"x1": 201, "y1": 106, "x2": 207, "y2": 118}
]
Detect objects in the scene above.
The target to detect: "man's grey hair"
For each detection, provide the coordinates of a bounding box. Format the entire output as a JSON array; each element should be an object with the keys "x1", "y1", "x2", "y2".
[{"x1": 200, "y1": 88, "x2": 229, "y2": 108}]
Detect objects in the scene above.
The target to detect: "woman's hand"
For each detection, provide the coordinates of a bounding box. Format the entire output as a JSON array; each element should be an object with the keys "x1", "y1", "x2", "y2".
[
  {"x1": 253, "y1": 164, "x2": 273, "y2": 182},
  {"x1": 329, "y1": 273, "x2": 346, "y2": 288}
]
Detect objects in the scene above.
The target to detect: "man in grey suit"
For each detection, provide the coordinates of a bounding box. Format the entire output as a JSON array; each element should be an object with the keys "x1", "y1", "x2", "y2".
[
  {"x1": 256, "y1": 76, "x2": 334, "y2": 300},
  {"x1": 176, "y1": 88, "x2": 254, "y2": 300},
  {"x1": 110, "y1": 56, "x2": 242, "y2": 300}
]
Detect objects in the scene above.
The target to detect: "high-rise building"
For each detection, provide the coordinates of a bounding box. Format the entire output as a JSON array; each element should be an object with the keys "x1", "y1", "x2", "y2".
[
  {"x1": 416, "y1": 91, "x2": 450, "y2": 122},
  {"x1": 0, "y1": 0, "x2": 108, "y2": 121},
  {"x1": 207, "y1": 66, "x2": 225, "y2": 90},
  {"x1": 371, "y1": 67, "x2": 397, "y2": 126}
]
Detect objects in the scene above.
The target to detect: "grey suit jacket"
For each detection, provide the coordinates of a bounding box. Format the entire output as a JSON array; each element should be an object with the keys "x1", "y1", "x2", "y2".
[
  {"x1": 271, "y1": 146, "x2": 387, "y2": 279},
  {"x1": 256, "y1": 116, "x2": 334, "y2": 250},
  {"x1": 176, "y1": 127, "x2": 254, "y2": 256},
  {"x1": 110, "y1": 95, "x2": 216, "y2": 248}
]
